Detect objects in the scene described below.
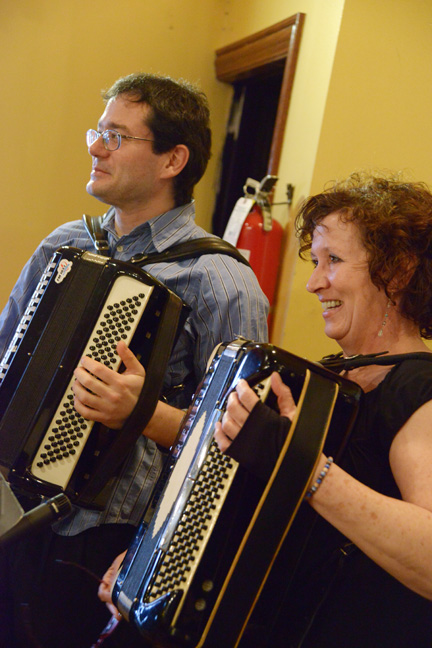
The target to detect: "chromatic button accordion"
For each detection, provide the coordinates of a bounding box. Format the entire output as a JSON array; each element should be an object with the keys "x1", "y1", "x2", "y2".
[
  {"x1": 0, "y1": 246, "x2": 189, "y2": 508},
  {"x1": 112, "y1": 338, "x2": 362, "y2": 647}
]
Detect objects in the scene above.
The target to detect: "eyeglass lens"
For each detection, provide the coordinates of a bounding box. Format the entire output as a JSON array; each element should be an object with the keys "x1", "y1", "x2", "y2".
[{"x1": 86, "y1": 129, "x2": 120, "y2": 151}]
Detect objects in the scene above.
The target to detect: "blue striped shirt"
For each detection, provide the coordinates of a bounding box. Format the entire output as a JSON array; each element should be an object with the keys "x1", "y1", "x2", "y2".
[{"x1": 0, "y1": 202, "x2": 268, "y2": 535}]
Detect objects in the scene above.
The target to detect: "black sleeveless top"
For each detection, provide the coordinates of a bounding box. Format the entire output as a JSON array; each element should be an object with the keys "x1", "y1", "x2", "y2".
[{"x1": 231, "y1": 358, "x2": 432, "y2": 648}]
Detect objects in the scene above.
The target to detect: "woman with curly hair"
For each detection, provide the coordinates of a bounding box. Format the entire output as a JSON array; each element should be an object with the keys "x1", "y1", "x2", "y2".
[{"x1": 215, "y1": 173, "x2": 432, "y2": 647}]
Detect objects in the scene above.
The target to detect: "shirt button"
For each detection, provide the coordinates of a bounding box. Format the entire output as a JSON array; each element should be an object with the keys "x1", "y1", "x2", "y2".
[{"x1": 117, "y1": 245, "x2": 124, "y2": 252}]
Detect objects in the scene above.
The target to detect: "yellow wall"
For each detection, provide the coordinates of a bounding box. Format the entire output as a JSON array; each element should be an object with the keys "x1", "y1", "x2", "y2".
[
  {"x1": 0, "y1": 0, "x2": 344, "y2": 327},
  {"x1": 280, "y1": 0, "x2": 432, "y2": 359},
  {"x1": 0, "y1": 0, "x2": 233, "y2": 306}
]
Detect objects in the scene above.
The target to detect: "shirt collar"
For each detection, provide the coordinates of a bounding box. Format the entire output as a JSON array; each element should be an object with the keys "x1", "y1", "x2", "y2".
[{"x1": 101, "y1": 202, "x2": 196, "y2": 253}]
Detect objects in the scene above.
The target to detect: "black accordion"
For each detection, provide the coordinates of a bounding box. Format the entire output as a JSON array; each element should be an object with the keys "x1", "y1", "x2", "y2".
[
  {"x1": 0, "y1": 246, "x2": 189, "y2": 508},
  {"x1": 112, "y1": 338, "x2": 362, "y2": 647}
]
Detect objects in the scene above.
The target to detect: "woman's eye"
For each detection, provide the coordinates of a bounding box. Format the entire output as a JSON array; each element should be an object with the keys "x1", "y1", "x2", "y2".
[
  {"x1": 329, "y1": 255, "x2": 341, "y2": 263},
  {"x1": 311, "y1": 258, "x2": 318, "y2": 267}
]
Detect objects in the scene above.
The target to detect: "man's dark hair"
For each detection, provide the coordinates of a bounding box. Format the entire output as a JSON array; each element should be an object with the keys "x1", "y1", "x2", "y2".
[{"x1": 103, "y1": 73, "x2": 211, "y2": 206}]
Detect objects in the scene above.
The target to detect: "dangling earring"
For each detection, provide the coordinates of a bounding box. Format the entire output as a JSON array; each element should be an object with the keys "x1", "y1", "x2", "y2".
[{"x1": 378, "y1": 297, "x2": 392, "y2": 337}]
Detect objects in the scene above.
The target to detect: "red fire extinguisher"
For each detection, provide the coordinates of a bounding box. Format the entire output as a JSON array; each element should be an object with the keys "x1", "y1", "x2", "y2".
[{"x1": 223, "y1": 175, "x2": 284, "y2": 329}]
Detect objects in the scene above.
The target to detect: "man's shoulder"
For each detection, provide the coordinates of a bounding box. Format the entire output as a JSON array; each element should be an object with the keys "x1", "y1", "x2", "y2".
[
  {"x1": 44, "y1": 218, "x2": 88, "y2": 239},
  {"x1": 187, "y1": 246, "x2": 267, "y2": 305},
  {"x1": 38, "y1": 219, "x2": 93, "y2": 254}
]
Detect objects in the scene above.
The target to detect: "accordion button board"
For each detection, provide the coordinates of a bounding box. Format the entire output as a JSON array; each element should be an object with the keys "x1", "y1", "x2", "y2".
[{"x1": 30, "y1": 274, "x2": 153, "y2": 488}]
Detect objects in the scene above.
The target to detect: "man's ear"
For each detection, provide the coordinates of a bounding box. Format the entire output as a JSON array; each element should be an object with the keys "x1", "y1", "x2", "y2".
[{"x1": 161, "y1": 144, "x2": 189, "y2": 179}]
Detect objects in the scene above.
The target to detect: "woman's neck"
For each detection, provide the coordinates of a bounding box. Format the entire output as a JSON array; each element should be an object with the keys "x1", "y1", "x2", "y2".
[{"x1": 341, "y1": 309, "x2": 429, "y2": 357}]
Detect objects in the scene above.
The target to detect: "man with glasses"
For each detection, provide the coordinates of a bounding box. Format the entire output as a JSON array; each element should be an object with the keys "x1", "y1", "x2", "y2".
[{"x1": 0, "y1": 72, "x2": 268, "y2": 648}]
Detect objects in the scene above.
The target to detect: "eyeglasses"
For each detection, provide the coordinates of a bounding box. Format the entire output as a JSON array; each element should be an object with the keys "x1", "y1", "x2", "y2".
[{"x1": 86, "y1": 128, "x2": 155, "y2": 151}]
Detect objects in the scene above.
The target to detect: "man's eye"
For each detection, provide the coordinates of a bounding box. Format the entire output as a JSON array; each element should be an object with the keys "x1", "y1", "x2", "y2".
[
  {"x1": 311, "y1": 258, "x2": 318, "y2": 267},
  {"x1": 329, "y1": 255, "x2": 341, "y2": 263}
]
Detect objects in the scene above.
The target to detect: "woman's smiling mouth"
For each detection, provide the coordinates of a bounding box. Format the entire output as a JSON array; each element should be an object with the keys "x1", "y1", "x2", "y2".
[{"x1": 321, "y1": 300, "x2": 343, "y2": 311}]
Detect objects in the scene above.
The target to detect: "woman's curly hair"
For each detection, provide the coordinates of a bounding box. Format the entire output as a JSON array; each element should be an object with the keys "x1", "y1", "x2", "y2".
[{"x1": 295, "y1": 172, "x2": 432, "y2": 338}]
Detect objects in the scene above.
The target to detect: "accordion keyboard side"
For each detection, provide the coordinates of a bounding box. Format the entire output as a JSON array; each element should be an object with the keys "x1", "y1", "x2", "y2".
[
  {"x1": 0, "y1": 255, "x2": 59, "y2": 383},
  {"x1": 0, "y1": 247, "x2": 105, "y2": 468},
  {"x1": 0, "y1": 247, "x2": 186, "y2": 503},
  {"x1": 113, "y1": 341, "x2": 246, "y2": 617}
]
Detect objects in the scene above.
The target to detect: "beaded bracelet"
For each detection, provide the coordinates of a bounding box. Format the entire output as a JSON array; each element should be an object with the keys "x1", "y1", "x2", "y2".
[{"x1": 305, "y1": 457, "x2": 334, "y2": 500}]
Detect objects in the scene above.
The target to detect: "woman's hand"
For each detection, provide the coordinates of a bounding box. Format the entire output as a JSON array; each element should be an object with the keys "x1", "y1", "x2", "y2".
[
  {"x1": 214, "y1": 378, "x2": 259, "y2": 452},
  {"x1": 214, "y1": 372, "x2": 296, "y2": 452},
  {"x1": 271, "y1": 372, "x2": 297, "y2": 419},
  {"x1": 98, "y1": 551, "x2": 127, "y2": 618},
  {"x1": 72, "y1": 341, "x2": 145, "y2": 429}
]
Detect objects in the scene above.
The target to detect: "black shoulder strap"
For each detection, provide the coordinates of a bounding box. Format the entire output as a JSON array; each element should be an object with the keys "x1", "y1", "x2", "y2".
[
  {"x1": 320, "y1": 350, "x2": 432, "y2": 373},
  {"x1": 129, "y1": 238, "x2": 251, "y2": 268},
  {"x1": 82, "y1": 214, "x2": 251, "y2": 267}
]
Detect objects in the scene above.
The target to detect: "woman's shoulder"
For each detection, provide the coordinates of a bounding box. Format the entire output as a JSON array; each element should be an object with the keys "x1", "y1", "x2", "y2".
[
  {"x1": 388, "y1": 353, "x2": 432, "y2": 381},
  {"x1": 370, "y1": 355, "x2": 432, "y2": 444},
  {"x1": 364, "y1": 353, "x2": 432, "y2": 450},
  {"x1": 379, "y1": 353, "x2": 432, "y2": 400}
]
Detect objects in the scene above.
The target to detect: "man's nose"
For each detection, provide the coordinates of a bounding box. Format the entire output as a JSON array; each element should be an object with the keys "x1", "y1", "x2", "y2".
[{"x1": 88, "y1": 135, "x2": 108, "y2": 157}]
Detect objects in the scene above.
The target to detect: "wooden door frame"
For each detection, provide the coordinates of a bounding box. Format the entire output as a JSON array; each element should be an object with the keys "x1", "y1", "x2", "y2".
[{"x1": 214, "y1": 13, "x2": 305, "y2": 176}]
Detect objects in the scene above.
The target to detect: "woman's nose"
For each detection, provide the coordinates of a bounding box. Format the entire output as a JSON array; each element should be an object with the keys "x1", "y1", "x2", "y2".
[{"x1": 306, "y1": 264, "x2": 330, "y2": 293}]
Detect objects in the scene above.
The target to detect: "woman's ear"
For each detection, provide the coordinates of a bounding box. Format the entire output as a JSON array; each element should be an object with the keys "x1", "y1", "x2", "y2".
[
  {"x1": 161, "y1": 144, "x2": 189, "y2": 179},
  {"x1": 387, "y1": 256, "x2": 419, "y2": 293}
]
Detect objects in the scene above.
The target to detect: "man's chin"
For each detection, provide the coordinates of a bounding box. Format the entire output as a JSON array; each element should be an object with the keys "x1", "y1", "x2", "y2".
[{"x1": 86, "y1": 181, "x2": 109, "y2": 204}]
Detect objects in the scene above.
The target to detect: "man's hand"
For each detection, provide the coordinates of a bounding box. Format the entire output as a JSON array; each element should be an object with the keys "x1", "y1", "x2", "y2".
[
  {"x1": 98, "y1": 550, "x2": 127, "y2": 618},
  {"x1": 72, "y1": 341, "x2": 145, "y2": 429}
]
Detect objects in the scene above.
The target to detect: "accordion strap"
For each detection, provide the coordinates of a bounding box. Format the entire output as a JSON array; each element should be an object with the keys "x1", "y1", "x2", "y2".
[
  {"x1": 82, "y1": 214, "x2": 110, "y2": 255},
  {"x1": 82, "y1": 214, "x2": 251, "y2": 267},
  {"x1": 320, "y1": 350, "x2": 432, "y2": 372},
  {"x1": 129, "y1": 238, "x2": 251, "y2": 268}
]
